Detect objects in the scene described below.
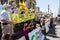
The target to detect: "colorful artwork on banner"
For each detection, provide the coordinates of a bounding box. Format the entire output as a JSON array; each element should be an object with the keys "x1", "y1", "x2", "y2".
[
  {"x1": 11, "y1": 13, "x2": 35, "y2": 24},
  {"x1": 28, "y1": 27, "x2": 43, "y2": 40}
]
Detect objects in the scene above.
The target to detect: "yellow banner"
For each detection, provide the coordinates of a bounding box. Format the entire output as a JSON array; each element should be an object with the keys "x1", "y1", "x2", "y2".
[
  {"x1": 10, "y1": 0, "x2": 14, "y2": 1},
  {"x1": 11, "y1": 13, "x2": 35, "y2": 24}
]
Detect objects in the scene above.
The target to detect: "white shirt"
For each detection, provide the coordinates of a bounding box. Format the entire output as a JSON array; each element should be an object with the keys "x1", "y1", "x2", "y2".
[
  {"x1": 1, "y1": 10, "x2": 11, "y2": 23},
  {"x1": 45, "y1": 18, "x2": 49, "y2": 33}
]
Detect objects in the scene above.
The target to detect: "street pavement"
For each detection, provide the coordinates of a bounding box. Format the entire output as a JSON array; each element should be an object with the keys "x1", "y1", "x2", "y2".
[{"x1": 46, "y1": 22, "x2": 60, "y2": 40}]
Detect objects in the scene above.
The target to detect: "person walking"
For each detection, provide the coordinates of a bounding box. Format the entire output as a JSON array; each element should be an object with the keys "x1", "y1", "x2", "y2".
[
  {"x1": 1, "y1": 4, "x2": 14, "y2": 40},
  {"x1": 50, "y1": 16, "x2": 54, "y2": 28}
]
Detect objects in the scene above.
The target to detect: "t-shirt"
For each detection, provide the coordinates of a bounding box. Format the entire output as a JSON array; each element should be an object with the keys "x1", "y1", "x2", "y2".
[{"x1": 1, "y1": 10, "x2": 11, "y2": 23}]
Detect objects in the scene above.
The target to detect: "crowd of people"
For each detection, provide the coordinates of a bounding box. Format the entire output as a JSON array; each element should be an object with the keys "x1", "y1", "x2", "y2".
[
  {"x1": 0, "y1": 1, "x2": 54, "y2": 40},
  {"x1": 0, "y1": 1, "x2": 20, "y2": 40}
]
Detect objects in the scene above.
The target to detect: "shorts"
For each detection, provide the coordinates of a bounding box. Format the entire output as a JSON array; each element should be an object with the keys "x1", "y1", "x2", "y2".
[{"x1": 2, "y1": 24, "x2": 13, "y2": 35}]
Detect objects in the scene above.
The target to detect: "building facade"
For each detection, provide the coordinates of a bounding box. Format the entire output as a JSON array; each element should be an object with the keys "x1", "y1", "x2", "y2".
[
  {"x1": 15, "y1": 0, "x2": 36, "y2": 9},
  {"x1": 58, "y1": 0, "x2": 60, "y2": 15},
  {"x1": 35, "y1": 7, "x2": 40, "y2": 12},
  {"x1": 0, "y1": 0, "x2": 36, "y2": 10},
  {"x1": 25, "y1": 0, "x2": 36, "y2": 9}
]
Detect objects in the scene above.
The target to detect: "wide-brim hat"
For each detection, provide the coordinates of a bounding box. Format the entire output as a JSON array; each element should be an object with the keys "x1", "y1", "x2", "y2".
[{"x1": 4, "y1": 4, "x2": 11, "y2": 8}]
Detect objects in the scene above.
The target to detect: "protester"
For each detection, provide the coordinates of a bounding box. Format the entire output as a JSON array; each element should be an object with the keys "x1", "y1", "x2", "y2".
[
  {"x1": 50, "y1": 15, "x2": 54, "y2": 28},
  {"x1": 45, "y1": 15, "x2": 49, "y2": 33},
  {"x1": 0, "y1": 1, "x2": 52, "y2": 40},
  {"x1": 1, "y1": 4, "x2": 14, "y2": 40},
  {"x1": 19, "y1": 23, "x2": 30, "y2": 40},
  {"x1": 40, "y1": 15, "x2": 46, "y2": 40}
]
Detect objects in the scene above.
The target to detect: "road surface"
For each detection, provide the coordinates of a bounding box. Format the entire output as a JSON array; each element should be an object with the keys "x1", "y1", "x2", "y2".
[{"x1": 46, "y1": 22, "x2": 60, "y2": 40}]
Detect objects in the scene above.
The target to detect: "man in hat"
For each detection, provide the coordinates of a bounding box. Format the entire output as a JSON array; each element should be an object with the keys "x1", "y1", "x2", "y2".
[
  {"x1": 1, "y1": 4, "x2": 14, "y2": 40},
  {"x1": 0, "y1": 4, "x2": 3, "y2": 40}
]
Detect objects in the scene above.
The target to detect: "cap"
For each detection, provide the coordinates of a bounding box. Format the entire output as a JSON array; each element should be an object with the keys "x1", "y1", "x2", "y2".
[{"x1": 4, "y1": 4, "x2": 11, "y2": 8}]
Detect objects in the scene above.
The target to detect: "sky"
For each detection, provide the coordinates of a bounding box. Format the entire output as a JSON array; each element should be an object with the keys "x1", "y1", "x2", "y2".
[{"x1": 36, "y1": 0, "x2": 59, "y2": 17}]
